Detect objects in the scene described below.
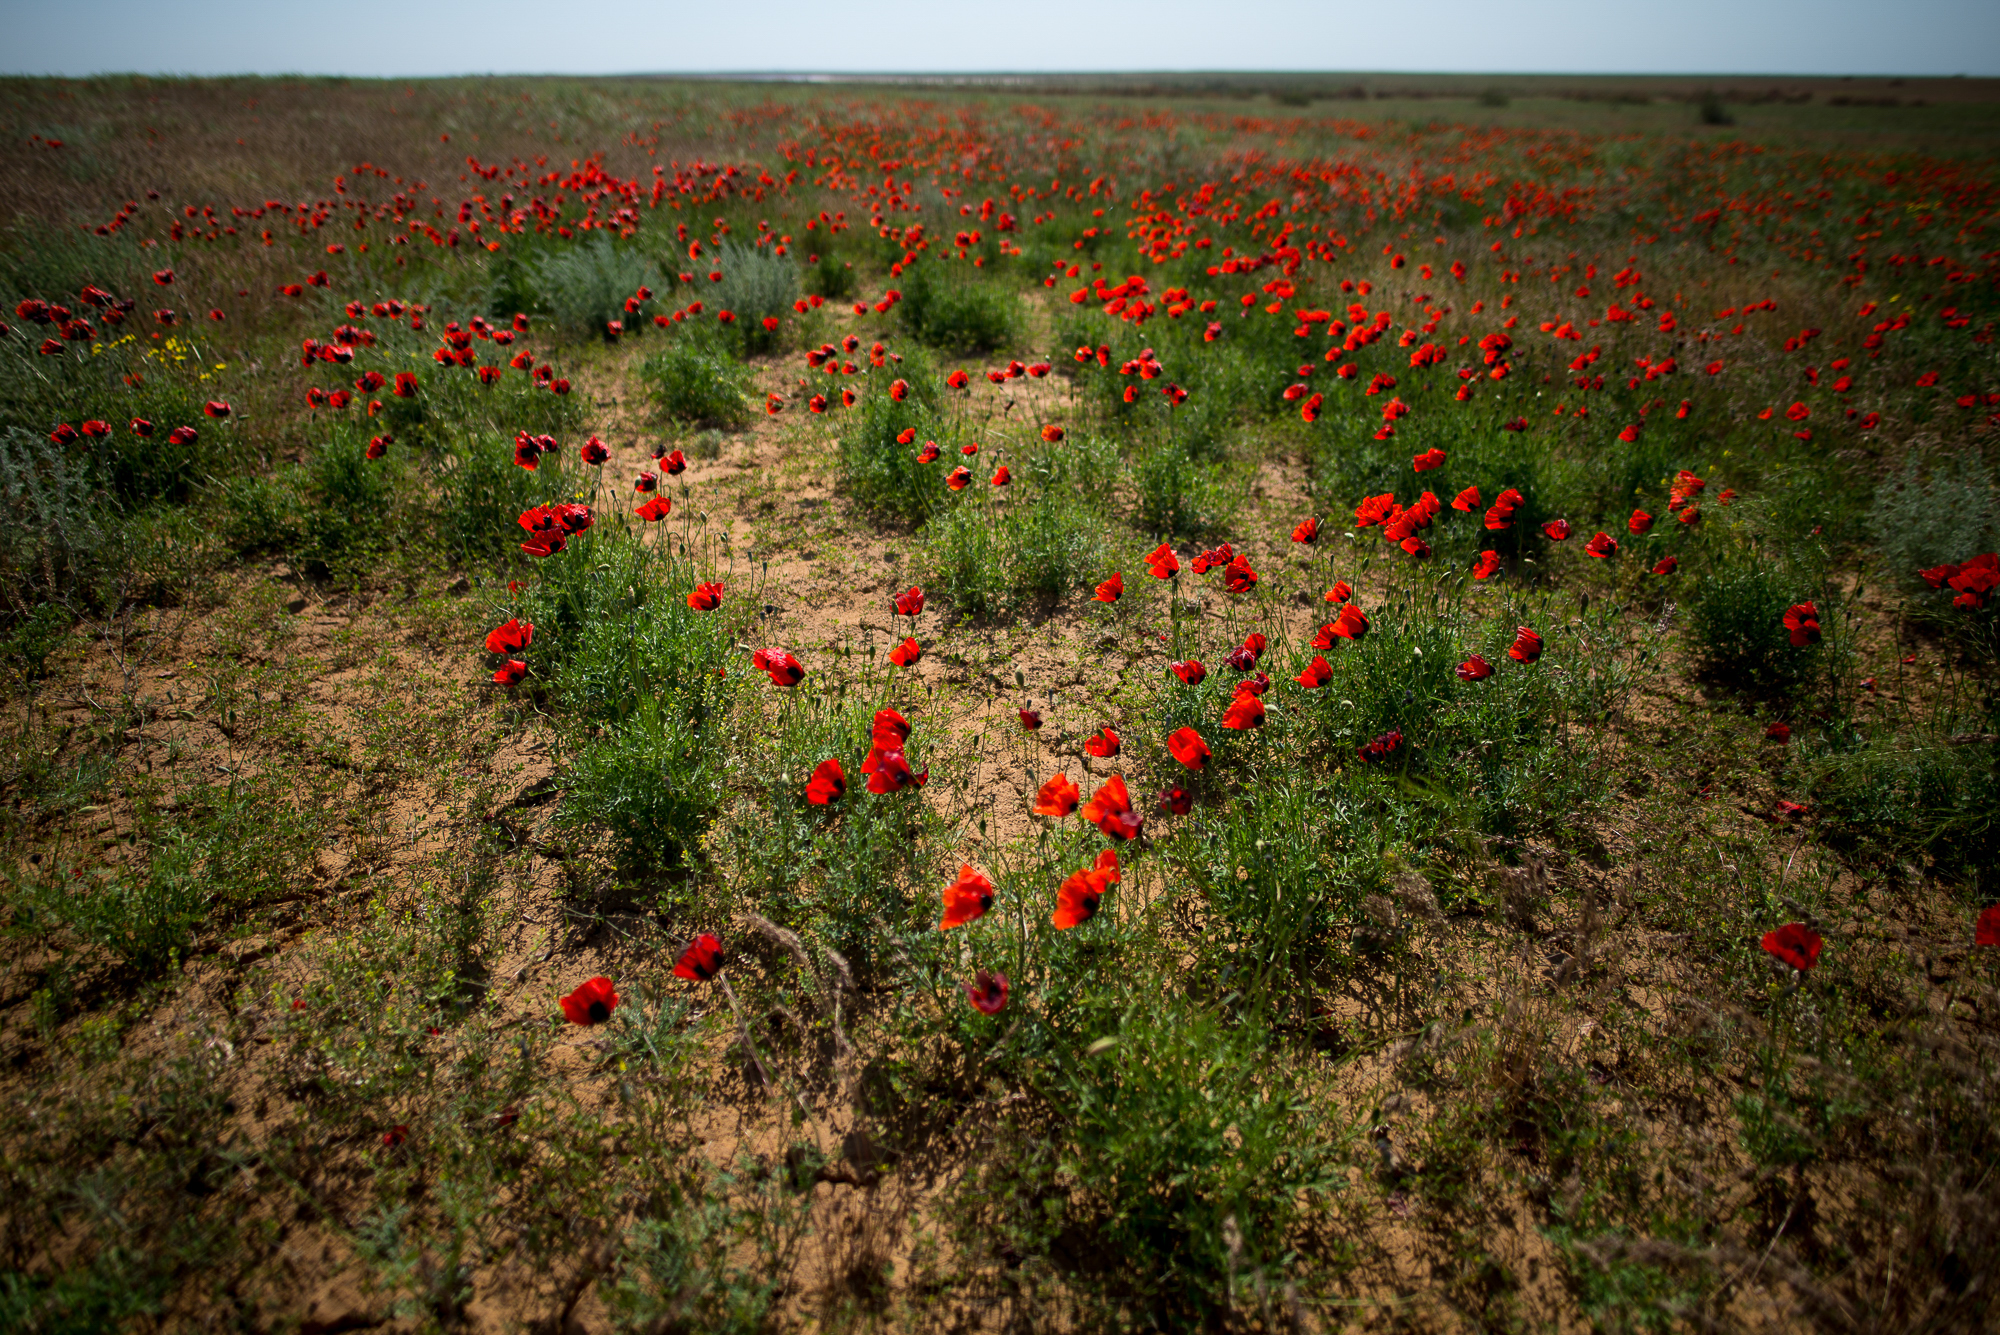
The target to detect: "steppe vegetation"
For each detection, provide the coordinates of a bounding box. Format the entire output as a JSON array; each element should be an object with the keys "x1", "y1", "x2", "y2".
[{"x1": 0, "y1": 71, "x2": 1996, "y2": 1331}]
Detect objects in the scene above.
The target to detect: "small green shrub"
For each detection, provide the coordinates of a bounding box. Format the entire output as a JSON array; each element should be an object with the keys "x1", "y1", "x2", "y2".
[
  {"x1": 1800, "y1": 726, "x2": 1999, "y2": 885},
  {"x1": 210, "y1": 470, "x2": 304, "y2": 558},
  {"x1": 558, "y1": 698, "x2": 724, "y2": 879},
  {"x1": 1867, "y1": 454, "x2": 1997, "y2": 585},
  {"x1": 639, "y1": 332, "x2": 754, "y2": 429},
  {"x1": 299, "y1": 425, "x2": 398, "y2": 579},
  {"x1": 803, "y1": 249, "x2": 857, "y2": 300},
  {"x1": 433, "y1": 428, "x2": 562, "y2": 563},
  {"x1": 708, "y1": 240, "x2": 799, "y2": 357},
  {"x1": 1007, "y1": 993, "x2": 1346, "y2": 1326},
  {"x1": 922, "y1": 499, "x2": 1007, "y2": 619},
  {"x1": 1134, "y1": 438, "x2": 1234, "y2": 539},
  {"x1": 531, "y1": 235, "x2": 662, "y2": 338},
  {"x1": 1686, "y1": 555, "x2": 1831, "y2": 694},
  {"x1": 898, "y1": 261, "x2": 1019, "y2": 353},
  {"x1": 514, "y1": 528, "x2": 743, "y2": 885},
  {"x1": 0, "y1": 427, "x2": 110, "y2": 613},
  {"x1": 835, "y1": 369, "x2": 948, "y2": 523}
]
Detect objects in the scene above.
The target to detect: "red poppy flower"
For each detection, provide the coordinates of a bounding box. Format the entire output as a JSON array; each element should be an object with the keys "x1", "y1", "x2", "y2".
[
  {"x1": 946, "y1": 369, "x2": 970, "y2": 389},
  {"x1": 688, "y1": 582, "x2": 724, "y2": 611},
  {"x1": 1166, "y1": 726, "x2": 1211, "y2": 770},
  {"x1": 152, "y1": 269, "x2": 174, "y2": 285},
  {"x1": 1357, "y1": 729, "x2": 1404, "y2": 763},
  {"x1": 1317, "y1": 604, "x2": 1370, "y2": 647},
  {"x1": 382, "y1": 1125, "x2": 409, "y2": 1148},
  {"x1": 1296, "y1": 654, "x2": 1333, "y2": 688},
  {"x1": 1412, "y1": 448, "x2": 1446, "y2": 472},
  {"x1": 887, "y1": 587, "x2": 923, "y2": 621},
  {"x1": 1760, "y1": 923, "x2": 1822, "y2": 973},
  {"x1": 485, "y1": 618, "x2": 533, "y2": 654},
  {"x1": 807, "y1": 758, "x2": 846, "y2": 804},
  {"x1": 1169, "y1": 660, "x2": 1207, "y2": 688},
  {"x1": 991, "y1": 466, "x2": 1011, "y2": 487},
  {"x1": 1223, "y1": 554, "x2": 1259, "y2": 592},
  {"x1": 1035, "y1": 773, "x2": 1080, "y2": 817},
  {"x1": 942, "y1": 865, "x2": 996, "y2": 929},
  {"x1": 1485, "y1": 488, "x2": 1523, "y2": 531},
  {"x1": 1325, "y1": 581, "x2": 1353, "y2": 604},
  {"x1": 1222, "y1": 693, "x2": 1265, "y2": 730},
  {"x1": 1019, "y1": 708, "x2": 1042, "y2": 731},
  {"x1": 1651, "y1": 555, "x2": 1678, "y2": 576},
  {"x1": 1509, "y1": 627, "x2": 1543, "y2": 663},
  {"x1": 1055, "y1": 850, "x2": 1119, "y2": 929},
  {"x1": 870, "y1": 707, "x2": 912, "y2": 749},
  {"x1": 203, "y1": 400, "x2": 231, "y2": 419},
  {"x1": 1542, "y1": 518, "x2": 1572, "y2": 541},
  {"x1": 393, "y1": 372, "x2": 417, "y2": 398},
  {"x1": 636, "y1": 496, "x2": 673, "y2": 522},
  {"x1": 752, "y1": 647, "x2": 806, "y2": 686},
  {"x1": 1584, "y1": 531, "x2": 1618, "y2": 559},
  {"x1": 519, "y1": 529, "x2": 565, "y2": 558},
  {"x1": 1766, "y1": 722, "x2": 1792, "y2": 742},
  {"x1": 1158, "y1": 784, "x2": 1193, "y2": 815},
  {"x1": 1471, "y1": 550, "x2": 1501, "y2": 581},
  {"x1": 1782, "y1": 603, "x2": 1822, "y2": 648},
  {"x1": 1145, "y1": 542, "x2": 1180, "y2": 579},
  {"x1": 1292, "y1": 516, "x2": 1321, "y2": 544},
  {"x1": 1041, "y1": 423, "x2": 1065, "y2": 444},
  {"x1": 889, "y1": 636, "x2": 922, "y2": 667},
  {"x1": 916, "y1": 439, "x2": 940, "y2": 463},
  {"x1": 1457, "y1": 654, "x2": 1493, "y2": 682},
  {"x1": 1080, "y1": 774, "x2": 1142, "y2": 840},
  {"x1": 662, "y1": 449, "x2": 687, "y2": 475},
  {"x1": 1082, "y1": 727, "x2": 1121, "y2": 758},
  {"x1": 864, "y1": 746, "x2": 928, "y2": 793},
  {"x1": 888, "y1": 378, "x2": 910, "y2": 401},
  {"x1": 1355, "y1": 493, "x2": 1396, "y2": 528},
  {"x1": 1227, "y1": 633, "x2": 1266, "y2": 671},
  {"x1": 674, "y1": 934, "x2": 724, "y2": 981},
  {"x1": 561, "y1": 975, "x2": 621, "y2": 1024},
  {"x1": 1629, "y1": 509, "x2": 1654, "y2": 536},
  {"x1": 129, "y1": 417, "x2": 153, "y2": 437},
  {"x1": 966, "y1": 969, "x2": 1009, "y2": 1014},
  {"x1": 493, "y1": 659, "x2": 529, "y2": 686},
  {"x1": 1451, "y1": 486, "x2": 1481, "y2": 512},
  {"x1": 946, "y1": 466, "x2": 972, "y2": 490},
  {"x1": 1094, "y1": 571, "x2": 1124, "y2": 603},
  {"x1": 1976, "y1": 905, "x2": 2000, "y2": 948}
]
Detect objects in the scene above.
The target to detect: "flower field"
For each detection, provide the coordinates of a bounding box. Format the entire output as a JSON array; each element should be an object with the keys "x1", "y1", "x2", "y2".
[{"x1": 0, "y1": 73, "x2": 1997, "y2": 1330}]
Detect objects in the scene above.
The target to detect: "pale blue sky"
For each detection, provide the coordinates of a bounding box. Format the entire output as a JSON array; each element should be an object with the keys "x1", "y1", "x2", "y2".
[{"x1": 3, "y1": 0, "x2": 1996, "y2": 78}]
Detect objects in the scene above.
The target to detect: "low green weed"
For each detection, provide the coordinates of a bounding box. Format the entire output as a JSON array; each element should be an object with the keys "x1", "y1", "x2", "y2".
[
  {"x1": 637, "y1": 329, "x2": 754, "y2": 429},
  {"x1": 898, "y1": 262, "x2": 1019, "y2": 353}
]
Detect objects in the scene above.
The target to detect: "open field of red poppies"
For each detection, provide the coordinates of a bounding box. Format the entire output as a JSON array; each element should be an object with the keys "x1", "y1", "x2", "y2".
[{"x1": 0, "y1": 72, "x2": 1997, "y2": 1331}]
